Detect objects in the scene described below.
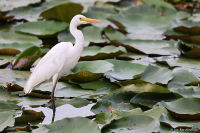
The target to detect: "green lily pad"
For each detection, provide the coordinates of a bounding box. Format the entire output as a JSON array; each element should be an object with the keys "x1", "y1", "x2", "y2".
[
  {"x1": 12, "y1": 45, "x2": 42, "y2": 69},
  {"x1": 159, "y1": 112, "x2": 199, "y2": 128},
  {"x1": 102, "y1": 90, "x2": 138, "y2": 103},
  {"x1": 79, "y1": 78, "x2": 119, "y2": 91},
  {"x1": 112, "y1": 108, "x2": 143, "y2": 119},
  {"x1": 86, "y1": 27, "x2": 127, "y2": 46},
  {"x1": 117, "y1": 51, "x2": 148, "y2": 60},
  {"x1": 104, "y1": 59, "x2": 147, "y2": 82},
  {"x1": 32, "y1": 127, "x2": 50, "y2": 133},
  {"x1": 41, "y1": 117, "x2": 101, "y2": 133},
  {"x1": 12, "y1": 21, "x2": 69, "y2": 37},
  {"x1": 170, "y1": 68, "x2": 199, "y2": 85},
  {"x1": 80, "y1": 45, "x2": 127, "y2": 61},
  {"x1": 130, "y1": 92, "x2": 182, "y2": 108},
  {"x1": 55, "y1": 85, "x2": 94, "y2": 98},
  {"x1": 62, "y1": 60, "x2": 114, "y2": 82},
  {"x1": 168, "y1": 83, "x2": 200, "y2": 98},
  {"x1": 158, "y1": 98, "x2": 200, "y2": 120},
  {"x1": 0, "y1": 100, "x2": 20, "y2": 111},
  {"x1": 0, "y1": 55, "x2": 12, "y2": 67},
  {"x1": 0, "y1": 42, "x2": 40, "y2": 52},
  {"x1": 142, "y1": 0, "x2": 176, "y2": 11},
  {"x1": 45, "y1": 98, "x2": 90, "y2": 108},
  {"x1": 0, "y1": 111, "x2": 15, "y2": 132},
  {"x1": 0, "y1": 0, "x2": 40, "y2": 12},
  {"x1": 171, "y1": 19, "x2": 200, "y2": 35},
  {"x1": 0, "y1": 30, "x2": 42, "y2": 46},
  {"x1": 164, "y1": 57, "x2": 200, "y2": 69},
  {"x1": 109, "y1": 13, "x2": 174, "y2": 39},
  {"x1": 0, "y1": 69, "x2": 30, "y2": 86},
  {"x1": 91, "y1": 99, "x2": 137, "y2": 114},
  {"x1": 140, "y1": 64, "x2": 173, "y2": 84},
  {"x1": 94, "y1": 112, "x2": 117, "y2": 128},
  {"x1": 41, "y1": 3, "x2": 83, "y2": 23},
  {"x1": 118, "y1": 39, "x2": 180, "y2": 56},
  {"x1": 120, "y1": 83, "x2": 170, "y2": 93},
  {"x1": 101, "y1": 115, "x2": 159, "y2": 133},
  {"x1": 144, "y1": 106, "x2": 168, "y2": 120}
]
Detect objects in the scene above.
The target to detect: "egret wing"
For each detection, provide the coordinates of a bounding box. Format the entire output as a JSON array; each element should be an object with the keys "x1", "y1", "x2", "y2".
[{"x1": 24, "y1": 42, "x2": 73, "y2": 93}]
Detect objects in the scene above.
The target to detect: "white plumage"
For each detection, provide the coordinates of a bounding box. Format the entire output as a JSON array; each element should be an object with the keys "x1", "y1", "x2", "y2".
[{"x1": 23, "y1": 15, "x2": 101, "y2": 121}]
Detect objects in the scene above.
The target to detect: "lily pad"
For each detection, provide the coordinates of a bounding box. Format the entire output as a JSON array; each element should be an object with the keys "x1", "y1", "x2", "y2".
[
  {"x1": 0, "y1": 0, "x2": 40, "y2": 12},
  {"x1": 45, "y1": 98, "x2": 90, "y2": 108},
  {"x1": 94, "y1": 112, "x2": 117, "y2": 128},
  {"x1": 102, "y1": 90, "x2": 138, "y2": 103},
  {"x1": 41, "y1": 3, "x2": 83, "y2": 23},
  {"x1": 91, "y1": 99, "x2": 137, "y2": 114},
  {"x1": 164, "y1": 57, "x2": 200, "y2": 69},
  {"x1": 80, "y1": 45, "x2": 127, "y2": 61},
  {"x1": 0, "y1": 111, "x2": 15, "y2": 132},
  {"x1": 104, "y1": 59, "x2": 147, "y2": 82},
  {"x1": 12, "y1": 45, "x2": 42, "y2": 69},
  {"x1": 0, "y1": 69, "x2": 30, "y2": 86},
  {"x1": 120, "y1": 83, "x2": 170, "y2": 93},
  {"x1": 118, "y1": 39, "x2": 180, "y2": 56},
  {"x1": 101, "y1": 115, "x2": 159, "y2": 133},
  {"x1": 0, "y1": 100, "x2": 20, "y2": 111},
  {"x1": 130, "y1": 92, "x2": 182, "y2": 108},
  {"x1": 140, "y1": 64, "x2": 173, "y2": 84},
  {"x1": 0, "y1": 30, "x2": 42, "y2": 46},
  {"x1": 159, "y1": 112, "x2": 199, "y2": 128},
  {"x1": 41, "y1": 117, "x2": 101, "y2": 133},
  {"x1": 144, "y1": 106, "x2": 168, "y2": 120},
  {"x1": 79, "y1": 78, "x2": 119, "y2": 91},
  {"x1": 62, "y1": 60, "x2": 114, "y2": 82},
  {"x1": 12, "y1": 21, "x2": 69, "y2": 37},
  {"x1": 170, "y1": 68, "x2": 200, "y2": 85},
  {"x1": 158, "y1": 98, "x2": 200, "y2": 120},
  {"x1": 55, "y1": 85, "x2": 94, "y2": 98},
  {"x1": 0, "y1": 55, "x2": 12, "y2": 67},
  {"x1": 171, "y1": 19, "x2": 200, "y2": 35}
]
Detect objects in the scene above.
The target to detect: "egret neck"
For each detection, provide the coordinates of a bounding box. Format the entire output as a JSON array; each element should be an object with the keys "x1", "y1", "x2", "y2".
[{"x1": 69, "y1": 22, "x2": 84, "y2": 56}]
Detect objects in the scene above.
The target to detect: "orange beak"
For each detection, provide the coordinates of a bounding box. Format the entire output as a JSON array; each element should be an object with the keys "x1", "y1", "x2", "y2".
[{"x1": 82, "y1": 18, "x2": 101, "y2": 23}]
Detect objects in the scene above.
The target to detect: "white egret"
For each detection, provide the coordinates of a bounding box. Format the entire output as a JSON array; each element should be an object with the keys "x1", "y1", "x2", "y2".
[{"x1": 24, "y1": 15, "x2": 101, "y2": 121}]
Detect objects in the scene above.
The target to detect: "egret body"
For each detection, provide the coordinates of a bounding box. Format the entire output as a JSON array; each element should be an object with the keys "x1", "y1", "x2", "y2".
[{"x1": 24, "y1": 15, "x2": 101, "y2": 121}]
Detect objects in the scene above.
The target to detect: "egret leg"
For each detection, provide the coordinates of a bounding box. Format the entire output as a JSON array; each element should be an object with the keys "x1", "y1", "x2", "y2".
[{"x1": 51, "y1": 73, "x2": 58, "y2": 123}]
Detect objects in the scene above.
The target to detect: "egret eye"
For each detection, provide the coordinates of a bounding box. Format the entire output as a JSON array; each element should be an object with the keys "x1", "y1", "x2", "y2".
[{"x1": 79, "y1": 17, "x2": 81, "y2": 20}]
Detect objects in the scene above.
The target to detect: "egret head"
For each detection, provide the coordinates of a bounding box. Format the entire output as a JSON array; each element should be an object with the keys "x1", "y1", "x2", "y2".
[{"x1": 71, "y1": 14, "x2": 101, "y2": 26}]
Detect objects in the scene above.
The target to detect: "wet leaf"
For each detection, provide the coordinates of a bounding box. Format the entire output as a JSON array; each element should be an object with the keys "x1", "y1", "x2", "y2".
[
  {"x1": 158, "y1": 98, "x2": 200, "y2": 120},
  {"x1": 12, "y1": 45, "x2": 42, "y2": 69},
  {"x1": 12, "y1": 21, "x2": 69, "y2": 37},
  {"x1": 79, "y1": 78, "x2": 119, "y2": 91},
  {"x1": 140, "y1": 64, "x2": 173, "y2": 84},
  {"x1": 55, "y1": 85, "x2": 94, "y2": 98},
  {"x1": 0, "y1": 0, "x2": 40, "y2": 12},
  {"x1": 102, "y1": 90, "x2": 138, "y2": 103},
  {"x1": 101, "y1": 115, "x2": 159, "y2": 133},
  {"x1": 171, "y1": 19, "x2": 200, "y2": 35},
  {"x1": 130, "y1": 92, "x2": 182, "y2": 108},
  {"x1": 0, "y1": 111, "x2": 15, "y2": 132},
  {"x1": 41, "y1": 3, "x2": 83, "y2": 23},
  {"x1": 104, "y1": 59, "x2": 147, "y2": 82},
  {"x1": 170, "y1": 68, "x2": 199, "y2": 85},
  {"x1": 0, "y1": 30, "x2": 42, "y2": 46},
  {"x1": 80, "y1": 45, "x2": 127, "y2": 61},
  {"x1": 62, "y1": 60, "x2": 114, "y2": 82},
  {"x1": 118, "y1": 39, "x2": 180, "y2": 56},
  {"x1": 41, "y1": 117, "x2": 101, "y2": 133},
  {"x1": 91, "y1": 99, "x2": 137, "y2": 114},
  {"x1": 120, "y1": 83, "x2": 170, "y2": 93},
  {"x1": 159, "y1": 112, "x2": 199, "y2": 128}
]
